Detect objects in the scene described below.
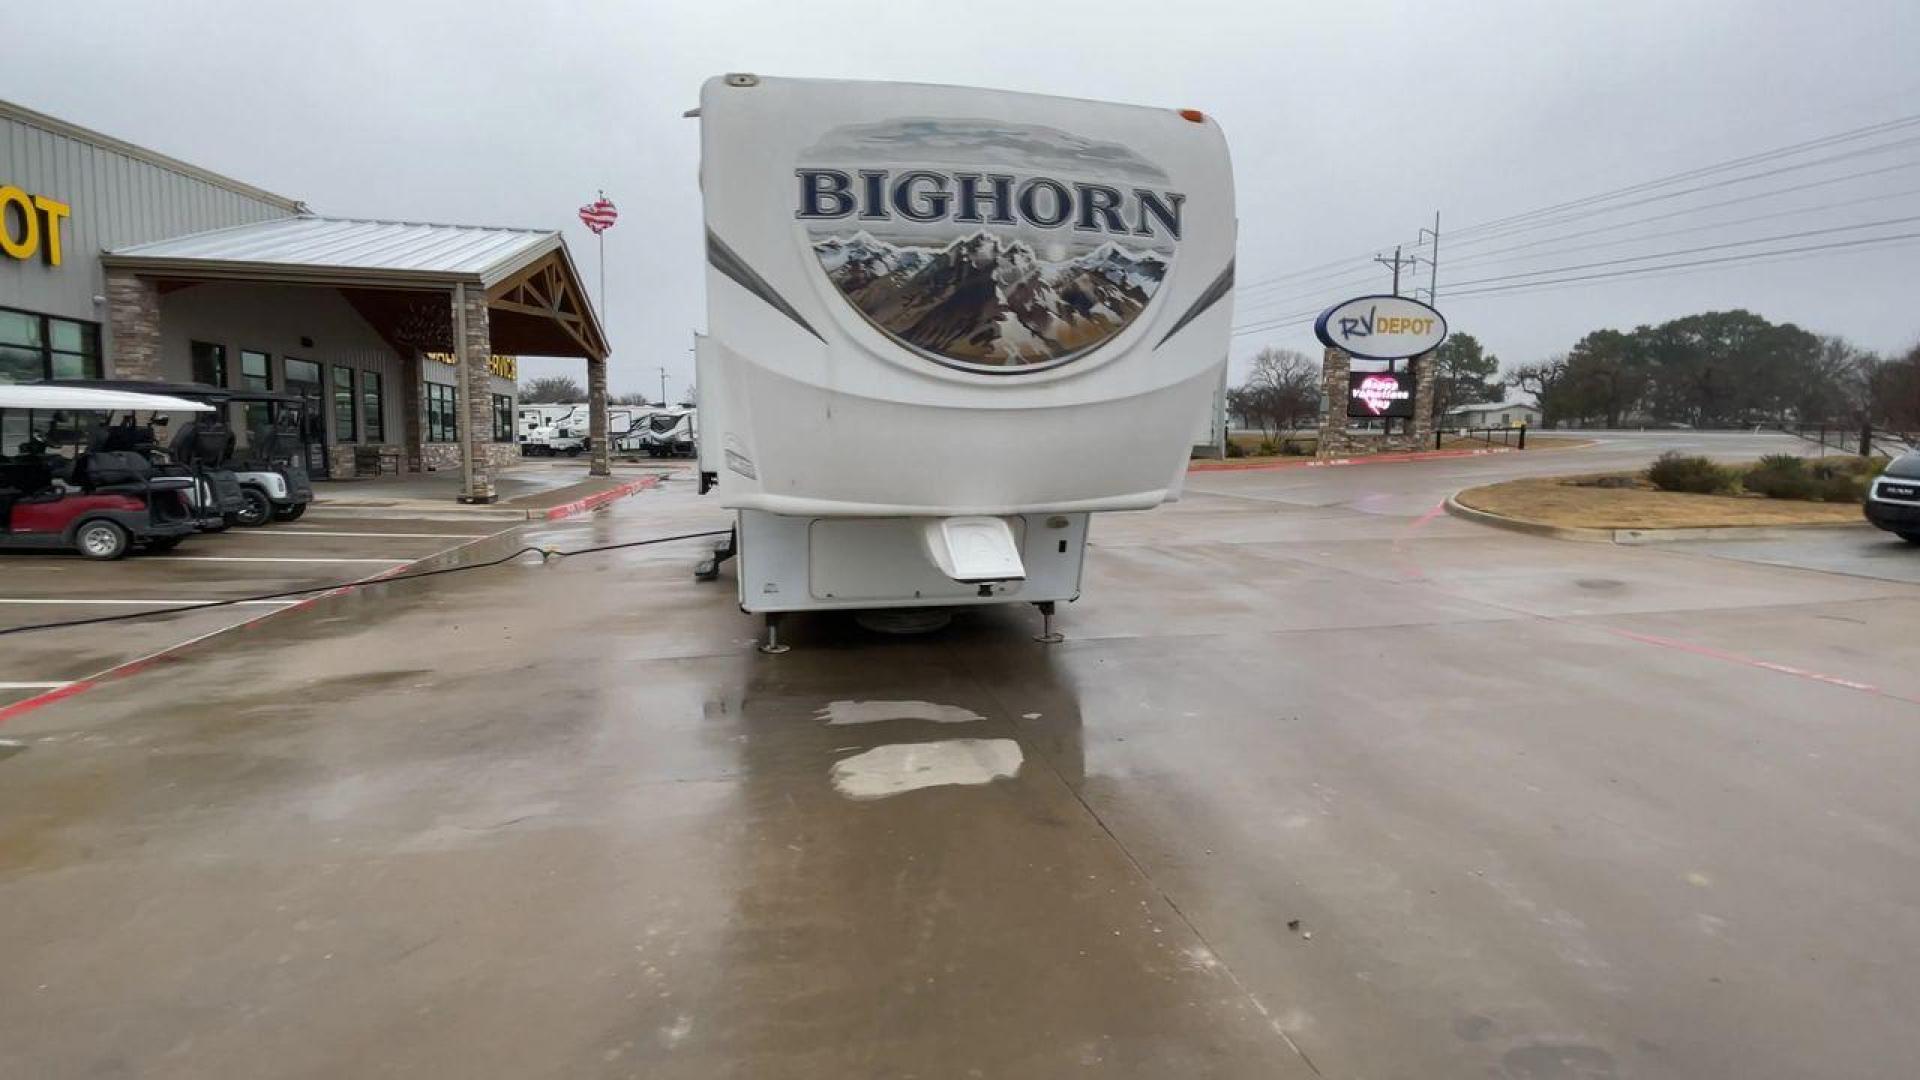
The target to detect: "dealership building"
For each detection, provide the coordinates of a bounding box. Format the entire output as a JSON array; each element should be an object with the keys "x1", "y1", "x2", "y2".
[{"x1": 0, "y1": 99, "x2": 610, "y2": 501}]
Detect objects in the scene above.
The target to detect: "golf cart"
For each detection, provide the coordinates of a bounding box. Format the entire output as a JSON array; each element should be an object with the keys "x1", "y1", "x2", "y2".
[
  {"x1": 41, "y1": 378, "x2": 249, "y2": 531},
  {"x1": 0, "y1": 384, "x2": 203, "y2": 559},
  {"x1": 223, "y1": 389, "x2": 316, "y2": 522},
  {"x1": 47, "y1": 380, "x2": 311, "y2": 525}
]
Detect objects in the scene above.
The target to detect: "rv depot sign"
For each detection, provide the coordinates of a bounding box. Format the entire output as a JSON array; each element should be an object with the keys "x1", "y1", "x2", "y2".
[{"x1": 1314, "y1": 294, "x2": 1448, "y2": 361}]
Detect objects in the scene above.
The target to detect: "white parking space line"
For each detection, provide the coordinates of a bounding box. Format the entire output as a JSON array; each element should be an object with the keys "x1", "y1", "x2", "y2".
[
  {"x1": 0, "y1": 681, "x2": 74, "y2": 690},
  {"x1": 0, "y1": 598, "x2": 297, "y2": 607},
  {"x1": 228, "y1": 530, "x2": 482, "y2": 539},
  {"x1": 142, "y1": 556, "x2": 412, "y2": 564}
]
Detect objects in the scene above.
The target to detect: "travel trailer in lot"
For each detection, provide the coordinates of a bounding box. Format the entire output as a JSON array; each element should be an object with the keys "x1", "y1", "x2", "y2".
[{"x1": 694, "y1": 74, "x2": 1236, "y2": 649}]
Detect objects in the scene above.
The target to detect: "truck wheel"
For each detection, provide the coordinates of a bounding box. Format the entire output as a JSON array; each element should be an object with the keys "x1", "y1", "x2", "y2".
[
  {"x1": 75, "y1": 520, "x2": 131, "y2": 560},
  {"x1": 565, "y1": 446, "x2": 582, "y2": 457},
  {"x1": 274, "y1": 503, "x2": 308, "y2": 522},
  {"x1": 235, "y1": 488, "x2": 273, "y2": 527},
  {"x1": 1899, "y1": 532, "x2": 1920, "y2": 545}
]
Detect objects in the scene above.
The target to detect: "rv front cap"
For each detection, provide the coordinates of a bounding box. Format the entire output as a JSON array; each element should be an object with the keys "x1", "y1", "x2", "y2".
[
  {"x1": 796, "y1": 169, "x2": 1184, "y2": 241},
  {"x1": 1313, "y1": 295, "x2": 1449, "y2": 360}
]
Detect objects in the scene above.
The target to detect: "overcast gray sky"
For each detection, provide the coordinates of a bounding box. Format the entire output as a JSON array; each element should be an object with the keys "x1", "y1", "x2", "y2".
[{"x1": 6, "y1": 0, "x2": 1917, "y2": 397}]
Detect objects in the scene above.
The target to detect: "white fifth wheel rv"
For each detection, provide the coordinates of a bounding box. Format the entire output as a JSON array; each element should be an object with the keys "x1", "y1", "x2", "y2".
[{"x1": 694, "y1": 74, "x2": 1235, "y2": 650}]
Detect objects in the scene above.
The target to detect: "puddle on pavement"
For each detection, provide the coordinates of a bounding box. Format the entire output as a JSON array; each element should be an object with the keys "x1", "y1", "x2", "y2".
[
  {"x1": 817, "y1": 700, "x2": 984, "y2": 726},
  {"x1": 830, "y1": 738, "x2": 1022, "y2": 800}
]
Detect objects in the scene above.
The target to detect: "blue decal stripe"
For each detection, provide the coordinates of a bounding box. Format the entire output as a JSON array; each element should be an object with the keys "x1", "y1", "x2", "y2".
[
  {"x1": 707, "y1": 229, "x2": 825, "y2": 342},
  {"x1": 1155, "y1": 259, "x2": 1234, "y2": 349}
]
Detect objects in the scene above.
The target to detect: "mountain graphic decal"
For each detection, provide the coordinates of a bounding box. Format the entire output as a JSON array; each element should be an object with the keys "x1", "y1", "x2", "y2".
[{"x1": 812, "y1": 230, "x2": 1169, "y2": 369}]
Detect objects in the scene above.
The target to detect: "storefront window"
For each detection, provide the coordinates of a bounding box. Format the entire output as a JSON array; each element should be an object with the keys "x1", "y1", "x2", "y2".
[
  {"x1": 491, "y1": 394, "x2": 513, "y2": 442},
  {"x1": 239, "y1": 349, "x2": 272, "y2": 390},
  {"x1": 426, "y1": 383, "x2": 458, "y2": 442},
  {"x1": 331, "y1": 366, "x2": 356, "y2": 443},
  {"x1": 0, "y1": 306, "x2": 101, "y2": 383},
  {"x1": 362, "y1": 371, "x2": 384, "y2": 443},
  {"x1": 237, "y1": 350, "x2": 273, "y2": 434},
  {"x1": 191, "y1": 341, "x2": 227, "y2": 387}
]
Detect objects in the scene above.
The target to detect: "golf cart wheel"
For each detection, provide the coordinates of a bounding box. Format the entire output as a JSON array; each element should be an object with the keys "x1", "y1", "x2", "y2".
[
  {"x1": 75, "y1": 520, "x2": 131, "y2": 560},
  {"x1": 273, "y1": 503, "x2": 308, "y2": 522},
  {"x1": 144, "y1": 536, "x2": 185, "y2": 553},
  {"x1": 235, "y1": 488, "x2": 273, "y2": 527},
  {"x1": 1900, "y1": 532, "x2": 1920, "y2": 545}
]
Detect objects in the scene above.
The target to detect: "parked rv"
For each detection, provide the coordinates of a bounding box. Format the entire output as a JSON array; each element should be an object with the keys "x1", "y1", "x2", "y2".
[{"x1": 692, "y1": 75, "x2": 1234, "y2": 649}]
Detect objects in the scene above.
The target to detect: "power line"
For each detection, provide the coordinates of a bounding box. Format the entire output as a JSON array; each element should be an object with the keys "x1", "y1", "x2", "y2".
[
  {"x1": 1236, "y1": 158, "x2": 1920, "y2": 316},
  {"x1": 1229, "y1": 231, "x2": 1920, "y2": 337},
  {"x1": 1445, "y1": 112, "x2": 1920, "y2": 241},
  {"x1": 1235, "y1": 112, "x2": 1920, "y2": 296},
  {"x1": 1434, "y1": 174, "x2": 1920, "y2": 273},
  {"x1": 1443, "y1": 231, "x2": 1920, "y2": 299},
  {"x1": 1444, "y1": 135, "x2": 1920, "y2": 251},
  {"x1": 1442, "y1": 214, "x2": 1920, "y2": 289}
]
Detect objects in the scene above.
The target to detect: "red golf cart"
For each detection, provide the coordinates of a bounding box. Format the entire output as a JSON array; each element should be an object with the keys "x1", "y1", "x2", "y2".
[{"x1": 1, "y1": 384, "x2": 206, "y2": 559}]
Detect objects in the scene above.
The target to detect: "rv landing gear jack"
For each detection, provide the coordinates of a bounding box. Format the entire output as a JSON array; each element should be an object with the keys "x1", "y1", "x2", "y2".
[
  {"x1": 758, "y1": 612, "x2": 791, "y2": 655},
  {"x1": 1033, "y1": 601, "x2": 1064, "y2": 644},
  {"x1": 695, "y1": 527, "x2": 737, "y2": 582}
]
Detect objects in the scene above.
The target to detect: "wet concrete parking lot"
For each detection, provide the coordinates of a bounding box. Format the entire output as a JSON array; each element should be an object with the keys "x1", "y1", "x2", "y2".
[{"x1": 3, "y1": 434, "x2": 1919, "y2": 1078}]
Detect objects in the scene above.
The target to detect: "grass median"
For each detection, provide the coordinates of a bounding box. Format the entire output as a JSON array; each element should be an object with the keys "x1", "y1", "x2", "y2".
[{"x1": 1455, "y1": 473, "x2": 1866, "y2": 530}]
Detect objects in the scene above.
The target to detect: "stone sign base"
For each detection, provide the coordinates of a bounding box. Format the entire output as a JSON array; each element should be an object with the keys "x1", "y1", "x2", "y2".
[{"x1": 1315, "y1": 345, "x2": 1437, "y2": 459}]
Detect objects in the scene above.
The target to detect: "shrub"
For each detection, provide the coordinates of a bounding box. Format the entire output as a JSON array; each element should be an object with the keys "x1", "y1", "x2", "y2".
[
  {"x1": 1813, "y1": 473, "x2": 1868, "y2": 503},
  {"x1": 1224, "y1": 441, "x2": 1247, "y2": 459},
  {"x1": 1647, "y1": 452, "x2": 1731, "y2": 494},
  {"x1": 1742, "y1": 455, "x2": 1815, "y2": 500},
  {"x1": 1257, "y1": 439, "x2": 1280, "y2": 456},
  {"x1": 1810, "y1": 456, "x2": 1876, "y2": 481},
  {"x1": 1280, "y1": 439, "x2": 1311, "y2": 456}
]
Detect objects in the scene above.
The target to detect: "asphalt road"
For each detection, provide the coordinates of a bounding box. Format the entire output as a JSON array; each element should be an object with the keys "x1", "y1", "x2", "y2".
[{"x1": 3, "y1": 435, "x2": 1918, "y2": 1079}]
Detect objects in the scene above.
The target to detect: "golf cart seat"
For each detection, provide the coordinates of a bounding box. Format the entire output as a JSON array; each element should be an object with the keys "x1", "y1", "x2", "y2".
[
  {"x1": 170, "y1": 421, "x2": 233, "y2": 466},
  {"x1": 71, "y1": 449, "x2": 155, "y2": 492}
]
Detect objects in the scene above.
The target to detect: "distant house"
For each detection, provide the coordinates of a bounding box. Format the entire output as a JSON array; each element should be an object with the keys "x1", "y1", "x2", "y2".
[{"x1": 1447, "y1": 400, "x2": 1542, "y2": 428}]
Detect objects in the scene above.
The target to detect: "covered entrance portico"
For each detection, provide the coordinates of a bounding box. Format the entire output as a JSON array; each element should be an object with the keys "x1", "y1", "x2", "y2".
[{"x1": 100, "y1": 216, "x2": 611, "y2": 503}]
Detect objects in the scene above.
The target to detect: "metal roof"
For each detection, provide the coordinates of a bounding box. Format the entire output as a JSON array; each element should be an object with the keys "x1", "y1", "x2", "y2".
[
  {"x1": 104, "y1": 215, "x2": 565, "y2": 287},
  {"x1": 1, "y1": 98, "x2": 306, "y2": 213}
]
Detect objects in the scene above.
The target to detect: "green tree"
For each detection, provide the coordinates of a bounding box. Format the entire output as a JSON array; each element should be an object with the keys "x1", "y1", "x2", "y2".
[
  {"x1": 1428, "y1": 332, "x2": 1500, "y2": 421},
  {"x1": 1561, "y1": 327, "x2": 1650, "y2": 428}
]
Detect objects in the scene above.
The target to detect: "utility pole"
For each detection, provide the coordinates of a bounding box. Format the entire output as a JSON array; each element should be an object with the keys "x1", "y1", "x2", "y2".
[
  {"x1": 1417, "y1": 211, "x2": 1440, "y2": 303},
  {"x1": 658, "y1": 366, "x2": 668, "y2": 406},
  {"x1": 1374, "y1": 245, "x2": 1416, "y2": 297}
]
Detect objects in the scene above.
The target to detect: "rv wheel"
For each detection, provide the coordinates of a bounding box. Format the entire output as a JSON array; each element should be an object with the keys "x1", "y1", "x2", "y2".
[{"x1": 75, "y1": 520, "x2": 131, "y2": 560}]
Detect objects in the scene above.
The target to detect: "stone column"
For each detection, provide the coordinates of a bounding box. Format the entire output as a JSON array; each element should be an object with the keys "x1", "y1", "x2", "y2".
[
  {"x1": 1411, "y1": 350, "x2": 1439, "y2": 446},
  {"x1": 106, "y1": 270, "x2": 162, "y2": 380},
  {"x1": 402, "y1": 354, "x2": 425, "y2": 473},
  {"x1": 455, "y1": 285, "x2": 495, "y2": 503},
  {"x1": 1315, "y1": 346, "x2": 1351, "y2": 458},
  {"x1": 587, "y1": 355, "x2": 611, "y2": 477}
]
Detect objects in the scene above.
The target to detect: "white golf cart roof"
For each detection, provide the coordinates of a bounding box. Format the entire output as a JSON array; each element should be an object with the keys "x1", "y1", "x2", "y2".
[{"x1": 0, "y1": 385, "x2": 214, "y2": 414}]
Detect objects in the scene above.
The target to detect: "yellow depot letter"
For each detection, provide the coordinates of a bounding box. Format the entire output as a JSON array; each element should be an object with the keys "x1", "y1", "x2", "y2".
[
  {"x1": 0, "y1": 186, "x2": 38, "y2": 260},
  {"x1": 32, "y1": 194, "x2": 70, "y2": 266}
]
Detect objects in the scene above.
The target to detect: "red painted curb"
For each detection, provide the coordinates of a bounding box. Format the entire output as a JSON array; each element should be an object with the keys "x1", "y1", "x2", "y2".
[
  {"x1": 542, "y1": 475, "x2": 660, "y2": 520},
  {"x1": 1189, "y1": 446, "x2": 1516, "y2": 473}
]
